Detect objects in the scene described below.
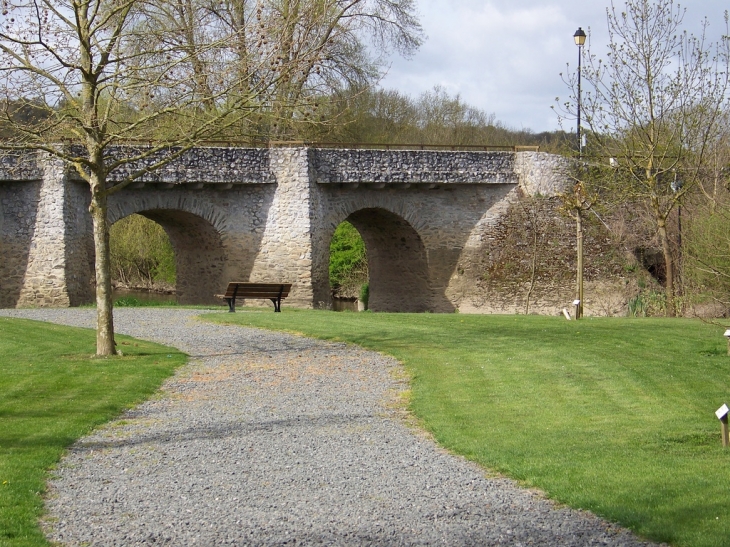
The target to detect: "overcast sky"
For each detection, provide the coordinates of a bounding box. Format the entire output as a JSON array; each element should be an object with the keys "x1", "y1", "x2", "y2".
[{"x1": 379, "y1": 0, "x2": 729, "y2": 133}]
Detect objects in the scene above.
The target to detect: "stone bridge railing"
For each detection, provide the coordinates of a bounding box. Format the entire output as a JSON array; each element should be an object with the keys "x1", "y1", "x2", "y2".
[{"x1": 0, "y1": 146, "x2": 567, "y2": 194}]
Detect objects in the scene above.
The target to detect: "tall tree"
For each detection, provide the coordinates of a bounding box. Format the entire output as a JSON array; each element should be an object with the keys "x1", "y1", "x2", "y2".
[
  {"x1": 558, "y1": 0, "x2": 730, "y2": 316},
  {"x1": 0, "y1": 0, "x2": 301, "y2": 354},
  {"x1": 138, "y1": 0, "x2": 423, "y2": 138}
]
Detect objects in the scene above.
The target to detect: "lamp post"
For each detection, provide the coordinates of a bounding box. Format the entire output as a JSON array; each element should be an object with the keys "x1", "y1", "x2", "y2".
[
  {"x1": 574, "y1": 27, "x2": 586, "y2": 158},
  {"x1": 573, "y1": 27, "x2": 587, "y2": 319}
]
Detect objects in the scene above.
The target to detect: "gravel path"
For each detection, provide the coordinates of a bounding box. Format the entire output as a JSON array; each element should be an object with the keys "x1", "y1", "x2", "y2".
[{"x1": 1, "y1": 308, "x2": 659, "y2": 546}]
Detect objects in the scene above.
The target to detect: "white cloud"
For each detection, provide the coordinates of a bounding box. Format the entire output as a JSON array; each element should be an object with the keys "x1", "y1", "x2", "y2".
[{"x1": 379, "y1": 0, "x2": 729, "y2": 132}]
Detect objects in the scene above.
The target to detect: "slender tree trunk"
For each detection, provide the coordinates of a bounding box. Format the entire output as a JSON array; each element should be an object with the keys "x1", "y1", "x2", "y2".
[
  {"x1": 524, "y1": 201, "x2": 539, "y2": 315},
  {"x1": 90, "y1": 177, "x2": 117, "y2": 355},
  {"x1": 657, "y1": 219, "x2": 676, "y2": 317},
  {"x1": 576, "y1": 210, "x2": 584, "y2": 319}
]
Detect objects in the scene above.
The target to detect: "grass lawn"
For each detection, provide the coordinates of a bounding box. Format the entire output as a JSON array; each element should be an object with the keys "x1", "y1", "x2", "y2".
[
  {"x1": 0, "y1": 317, "x2": 187, "y2": 547},
  {"x1": 203, "y1": 310, "x2": 730, "y2": 547}
]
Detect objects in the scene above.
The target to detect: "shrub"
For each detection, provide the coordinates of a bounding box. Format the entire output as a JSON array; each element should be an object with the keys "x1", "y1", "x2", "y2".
[
  {"x1": 110, "y1": 214, "x2": 176, "y2": 288},
  {"x1": 329, "y1": 221, "x2": 368, "y2": 297}
]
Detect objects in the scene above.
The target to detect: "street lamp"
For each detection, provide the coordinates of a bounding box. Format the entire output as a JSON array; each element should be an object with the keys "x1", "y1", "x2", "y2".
[{"x1": 574, "y1": 27, "x2": 586, "y2": 157}]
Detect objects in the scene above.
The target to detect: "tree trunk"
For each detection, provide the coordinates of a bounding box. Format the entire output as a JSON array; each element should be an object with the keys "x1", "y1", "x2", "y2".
[
  {"x1": 657, "y1": 219, "x2": 676, "y2": 317},
  {"x1": 90, "y1": 180, "x2": 117, "y2": 355},
  {"x1": 576, "y1": 210, "x2": 584, "y2": 319}
]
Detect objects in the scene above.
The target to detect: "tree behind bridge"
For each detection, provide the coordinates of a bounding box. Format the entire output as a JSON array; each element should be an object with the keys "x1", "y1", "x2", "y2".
[
  {"x1": 0, "y1": 0, "x2": 367, "y2": 354},
  {"x1": 559, "y1": 0, "x2": 730, "y2": 316}
]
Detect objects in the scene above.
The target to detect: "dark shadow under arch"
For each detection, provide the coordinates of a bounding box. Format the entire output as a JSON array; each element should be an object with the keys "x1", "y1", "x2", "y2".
[
  {"x1": 0, "y1": 181, "x2": 41, "y2": 307},
  {"x1": 346, "y1": 208, "x2": 433, "y2": 312},
  {"x1": 116, "y1": 209, "x2": 226, "y2": 305}
]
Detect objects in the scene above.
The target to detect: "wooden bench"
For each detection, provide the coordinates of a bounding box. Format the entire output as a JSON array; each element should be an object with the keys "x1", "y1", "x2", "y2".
[{"x1": 219, "y1": 282, "x2": 292, "y2": 313}]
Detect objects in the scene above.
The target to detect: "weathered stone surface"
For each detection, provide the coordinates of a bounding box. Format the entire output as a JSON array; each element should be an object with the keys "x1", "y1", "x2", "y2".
[
  {"x1": 15, "y1": 155, "x2": 74, "y2": 307},
  {"x1": 0, "y1": 146, "x2": 581, "y2": 313},
  {"x1": 310, "y1": 148, "x2": 519, "y2": 185},
  {"x1": 0, "y1": 150, "x2": 43, "y2": 181},
  {"x1": 103, "y1": 146, "x2": 274, "y2": 184},
  {"x1": 0, "y1": 181, "x2": 41, "y2": 307}
]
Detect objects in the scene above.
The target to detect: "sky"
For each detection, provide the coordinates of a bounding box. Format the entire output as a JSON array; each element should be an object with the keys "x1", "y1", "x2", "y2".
[{"x1": 379, "y1": 0, "x2": 730, "y2": 133}]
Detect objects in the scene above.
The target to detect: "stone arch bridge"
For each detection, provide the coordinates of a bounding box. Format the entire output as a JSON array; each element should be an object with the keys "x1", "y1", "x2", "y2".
[{"x1": 0, "y1": 147, "x2": 567, "y2": 312}]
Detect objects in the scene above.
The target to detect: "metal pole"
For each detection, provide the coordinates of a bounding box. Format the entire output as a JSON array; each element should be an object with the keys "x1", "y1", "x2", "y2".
[{"x1": 577, "y1": 43, "x2": 582, "y2": 158}]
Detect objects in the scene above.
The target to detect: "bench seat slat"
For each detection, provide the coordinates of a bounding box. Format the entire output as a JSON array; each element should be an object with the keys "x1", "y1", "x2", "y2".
[
  {"x1": 227, "y1": 283, "x2": 291, "y2": 291},
  {"x1": 226, "y1": 293, "x2": 290, "y2": 299},
  {"x1": 224, "y1": 290, "x2": 291, "y2": 297}
]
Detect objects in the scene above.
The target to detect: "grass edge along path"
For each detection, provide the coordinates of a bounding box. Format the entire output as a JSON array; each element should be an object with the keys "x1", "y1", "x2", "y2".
[
  {"x1": 203, "y1": 310, "x2": 730, "y2": 547},
  {"x1": 0, "y1": 317, "x2": 187, "y2": 547}
]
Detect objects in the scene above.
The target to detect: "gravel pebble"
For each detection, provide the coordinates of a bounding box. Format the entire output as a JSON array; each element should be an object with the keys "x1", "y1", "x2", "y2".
[{"x1": 0, "y1": 308, "x2": 661, "y2": 546}]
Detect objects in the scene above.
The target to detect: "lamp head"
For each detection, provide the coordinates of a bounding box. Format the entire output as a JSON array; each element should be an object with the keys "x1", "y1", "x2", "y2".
[{"x1": 574, "y1": 27, "x2": 587, "y2": 47}]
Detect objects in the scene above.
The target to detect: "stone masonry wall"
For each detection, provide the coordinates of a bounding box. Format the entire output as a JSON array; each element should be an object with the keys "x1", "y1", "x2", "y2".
[
  {"x1": 454, "y1": 194, "x2": 633, "y2": 316},
  {"x1": 0, "y1": 151, "x2": 43, "y2": 181},
  {"x1": 311, "y1": 149, "x2": 518, "y2": 184},
  {"x1": 16, "y1": 155, "x2": 74, "y2": 306},
  {"x1": 102, "y1": 146, "x2": 273, "y2": 184},
  {"x1": 0, "y1": 180, "x2": 41, "y2": 307},
  {"x1": 246, "y1": 148, "x2": 315, "y2": 307},
  {"x1": 0, "y1": 146, "x2": 574, "y2": 311}
]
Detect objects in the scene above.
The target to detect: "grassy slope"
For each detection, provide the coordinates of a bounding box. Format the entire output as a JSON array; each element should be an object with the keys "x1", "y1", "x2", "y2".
[
  {"x1": 203, "y1": 310, "x2": 730, "y2": 547},
  {"x1": 0, "y1": 318, "x2": 186, "y2": 547}
]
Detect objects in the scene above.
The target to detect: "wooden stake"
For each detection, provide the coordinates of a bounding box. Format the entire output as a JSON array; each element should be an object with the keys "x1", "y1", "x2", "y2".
[{"x1": 722, "y1": 416, "x2": 729, "y2": 448}]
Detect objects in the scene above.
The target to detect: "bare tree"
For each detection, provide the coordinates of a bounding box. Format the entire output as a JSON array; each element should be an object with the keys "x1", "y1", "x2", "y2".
[
  {"x1": 138, "y1": 0, "x2": 423, "y2": 138},
  {"x1": 558, "y1": 0, "x2": 730, "y2": 316},
  {"x1": 0, "y1": 0, "x2": 300, "y2": 354}
]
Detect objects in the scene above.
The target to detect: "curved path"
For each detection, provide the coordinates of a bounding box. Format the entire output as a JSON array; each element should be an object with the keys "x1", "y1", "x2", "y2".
[{"x1": 1, "y1": 309, "x2": 658, "y2": 546}]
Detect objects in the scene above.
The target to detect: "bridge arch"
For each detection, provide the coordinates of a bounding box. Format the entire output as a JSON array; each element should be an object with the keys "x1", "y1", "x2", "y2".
[
  {"x1": 332, "y1": 207, "x2": 431, "y2": 312},
  {"x1": 111, "y1": 209, "x2": 226, "y2": 305}
]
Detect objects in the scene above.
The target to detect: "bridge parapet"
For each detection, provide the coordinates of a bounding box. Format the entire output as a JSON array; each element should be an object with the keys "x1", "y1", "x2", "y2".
[
  {"x1": 0, "y1": 146, "x2": 569, "y2": 195},
  {"x1": 103, "y1": 146, "x2": 274, "y2": 185},
  {"x1": 515, "y1": 151, "x2": 570, "y2": 197},
  {"x1": 0, "y1": 151, "x2": 44, "y2": 181},
  {"x1": 1, "y1": 146, "x2": 276, "y2": 185},
  {"x1": 310, "y1": 148, "x2": 519, "y2": 185}
]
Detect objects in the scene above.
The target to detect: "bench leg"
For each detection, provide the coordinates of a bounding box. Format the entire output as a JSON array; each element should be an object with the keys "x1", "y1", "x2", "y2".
[
  {"x1": 270, "y1": 298, "x2": 281, "y2": 312},
  {"x1": 226, "y1": 298, "x2": 235, "y2": 313}
]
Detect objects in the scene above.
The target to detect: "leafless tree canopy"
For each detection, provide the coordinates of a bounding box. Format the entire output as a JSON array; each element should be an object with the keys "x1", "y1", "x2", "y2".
[
  {"x1": 557, "y1": 0, "x2": 730, "y2": 316},
  {"x1": 0, "y1": 0, "x2": 422, "y2": 354}
]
